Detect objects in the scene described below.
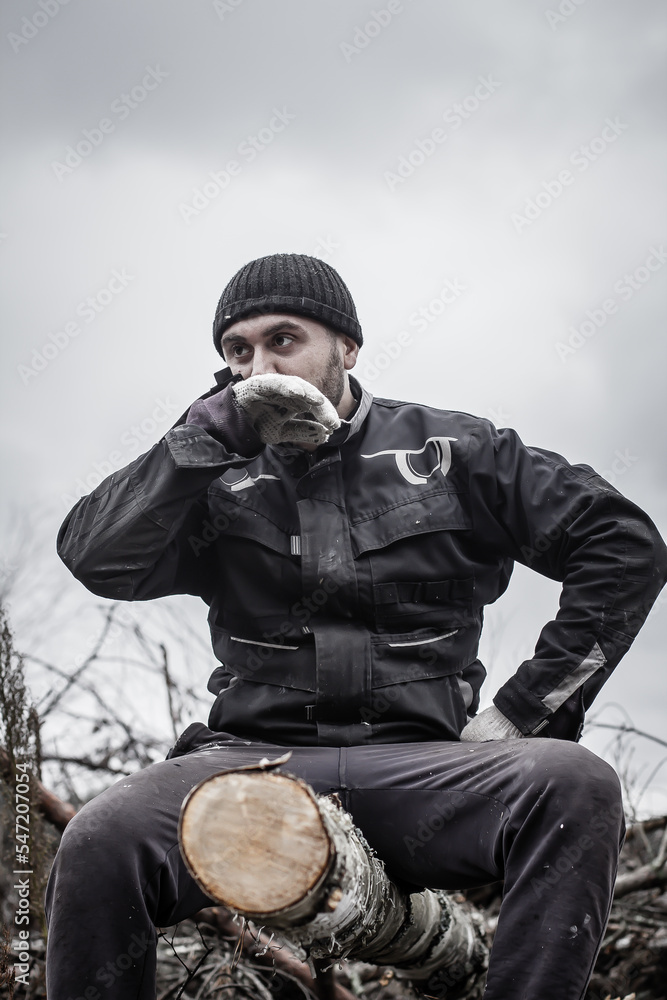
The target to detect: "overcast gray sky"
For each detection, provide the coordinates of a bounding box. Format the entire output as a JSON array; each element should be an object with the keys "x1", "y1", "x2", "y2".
[{"x1": 2, "y1": 0, "x2": 666, "y2": 810}]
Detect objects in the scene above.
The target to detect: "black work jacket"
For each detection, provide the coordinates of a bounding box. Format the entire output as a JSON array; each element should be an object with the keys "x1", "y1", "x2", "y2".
[{"x1": 57, "y1": 373, "x2": 667, "y2": 746}]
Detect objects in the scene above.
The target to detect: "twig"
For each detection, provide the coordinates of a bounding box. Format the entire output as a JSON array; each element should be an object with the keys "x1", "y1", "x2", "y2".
[
  {"x1": 654, "y1": 819, "x2": 667, "y2": 868},
  {"x1": 161, "y1": 643, "x2": 181, "y2": 743},
  {"x1": 587, "y1": 722, "x2": 667, "y2": 751},
  {"x1": 195, "y1": 908, "x2": 357, "y2": 1000},
  {"x1": 31, "y1": 604, "x2": 119, "y2": 717},
  {"x1": 40, "y1": 753, "x2": 132, "y2": 776}
]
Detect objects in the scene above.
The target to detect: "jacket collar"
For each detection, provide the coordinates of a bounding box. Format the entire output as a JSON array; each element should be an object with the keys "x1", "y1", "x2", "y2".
[{"x1": 329, "y1": 375, "x2": 372, "y2": 445}]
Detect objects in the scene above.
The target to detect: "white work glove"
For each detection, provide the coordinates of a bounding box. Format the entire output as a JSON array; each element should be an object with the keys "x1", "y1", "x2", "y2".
[
  {"x1": 460, "y1": 705, "x2": 526, "y2": 742},
  {"x1": 231, "y1": 374, "x2": 341, "y2": 446}
]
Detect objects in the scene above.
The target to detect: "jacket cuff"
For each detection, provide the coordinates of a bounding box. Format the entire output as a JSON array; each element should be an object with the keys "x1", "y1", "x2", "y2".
[
  {"x1": 165, "y1": 424, "x2": 257, "y2": 469},
  {"x1": 493, "y1": 682, "x2": 550, "y2": 736}
]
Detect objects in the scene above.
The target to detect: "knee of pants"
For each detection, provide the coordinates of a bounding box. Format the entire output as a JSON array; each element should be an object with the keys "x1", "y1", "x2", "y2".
[
  {"x1": 46, "y1": 796, "x2": 140, "y2": 925},
  {"x1": 54, "y1": 789, "x2": 146, "y2": 865},
  {"x1": 529, "y1": 741, "x2": 624, "y2": 833}
]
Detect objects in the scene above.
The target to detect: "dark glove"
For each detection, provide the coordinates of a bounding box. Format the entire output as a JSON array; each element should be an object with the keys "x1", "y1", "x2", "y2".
[{"x1": 185, "y1": 385, "x2": 264, "y2": 457}]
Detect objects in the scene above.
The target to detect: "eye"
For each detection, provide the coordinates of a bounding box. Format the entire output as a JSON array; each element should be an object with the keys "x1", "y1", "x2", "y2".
[
  {"x1": 274, "y1": 334, "x2": 294, "y2": 348},
  {"x1": 230, "y1": 343, "x2": 250, "y2": 358}
]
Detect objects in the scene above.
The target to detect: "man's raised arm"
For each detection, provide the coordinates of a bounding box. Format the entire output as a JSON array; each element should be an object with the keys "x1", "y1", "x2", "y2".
[{"x1": 57, "y1": 376, "x2": 263, "y2": 602}]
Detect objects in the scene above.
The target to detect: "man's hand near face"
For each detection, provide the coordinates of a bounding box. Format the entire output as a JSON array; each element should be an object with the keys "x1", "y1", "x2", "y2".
[
  {"x1": 185, "y1": 373, "x2": 341, "y2": 453},
  {"x1": 232, "y1": 373, "x2": 341, "y2": 446}
]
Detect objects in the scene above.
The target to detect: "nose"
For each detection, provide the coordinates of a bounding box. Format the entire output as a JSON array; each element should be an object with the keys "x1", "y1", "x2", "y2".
[{"x1": 249, "y1": 348, "x2": 278, "y2": 378}]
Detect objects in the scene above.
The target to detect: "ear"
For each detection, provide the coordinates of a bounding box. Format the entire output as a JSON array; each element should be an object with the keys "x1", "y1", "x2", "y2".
[{"x1": 341, "y1": 335, "x2": 359, "y2": 371}]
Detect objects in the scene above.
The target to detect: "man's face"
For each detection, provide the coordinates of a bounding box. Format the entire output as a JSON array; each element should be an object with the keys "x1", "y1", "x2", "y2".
[{"x1": 220, "y1": 313, "x2": 358, "y2": 410}]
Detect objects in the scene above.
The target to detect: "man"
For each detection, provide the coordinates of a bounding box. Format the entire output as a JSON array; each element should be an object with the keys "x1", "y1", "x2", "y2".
[{"x1": 48, "y1": 253, "x2": 667, "y2": 999}]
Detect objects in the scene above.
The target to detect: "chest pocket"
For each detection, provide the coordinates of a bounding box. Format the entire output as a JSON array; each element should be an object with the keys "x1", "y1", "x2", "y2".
[
  {"x1": 350, "y1": 490, "x2": 475, "y2": 631},
  {"x1": 207, "y1": 488, "x2": 300, "y2": 633}
]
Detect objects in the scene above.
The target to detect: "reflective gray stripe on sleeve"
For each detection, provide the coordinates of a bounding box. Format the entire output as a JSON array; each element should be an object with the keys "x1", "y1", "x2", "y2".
[{"x1": 541, "y1": 642, "x2": 606, "y2": 712}]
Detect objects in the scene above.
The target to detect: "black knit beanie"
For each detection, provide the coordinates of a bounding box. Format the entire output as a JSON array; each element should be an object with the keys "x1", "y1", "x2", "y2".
[{"x1": 212, "y1": 254, "x2": 363, "y2": 355}]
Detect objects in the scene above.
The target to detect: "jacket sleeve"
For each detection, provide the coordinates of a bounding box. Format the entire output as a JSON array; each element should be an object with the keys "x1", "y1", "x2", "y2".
[
  {"x1": 57, "y1": 424, "x2": 251, "y2": 602},
  {"x1": 468, "y1": 423, "x2": 667, "y2": 740}
]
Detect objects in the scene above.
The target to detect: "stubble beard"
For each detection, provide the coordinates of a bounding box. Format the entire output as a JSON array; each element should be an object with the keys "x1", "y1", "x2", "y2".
[{"x1": 315, "y1": 337, "x2": 345, "y2": 408}]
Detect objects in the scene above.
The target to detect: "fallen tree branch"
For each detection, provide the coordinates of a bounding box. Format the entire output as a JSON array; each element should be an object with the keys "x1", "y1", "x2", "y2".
[
  {"x1": 614, "y1": 816, "x2": 667, "y2": 898},
  {"x1": 613, "y1": 861, "x2": 667, "y2": 898},
  {"x1": 195, "y1": 907, "x2": 358, "y2": 1000},
  {"x1": 34, "y1": 781, "x2": 77, "y2": 831},
  {"x1": 0, "y1": 747, "x2": 76, "y2": 831}
]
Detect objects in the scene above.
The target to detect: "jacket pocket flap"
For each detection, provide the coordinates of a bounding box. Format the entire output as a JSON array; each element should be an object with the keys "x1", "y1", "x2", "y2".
[
  {"x1": 211, "y1": 627, "x2": 316, "y2": 692},
  {"x1": 371, "y1": 627, "x2": 473, "y2": 687},
  {"x1": 351, "y1": 492, "x2": 470, "y2": 555},
  {"x1": 207, "y1": 491, "x2": 294, "y2": 555}
]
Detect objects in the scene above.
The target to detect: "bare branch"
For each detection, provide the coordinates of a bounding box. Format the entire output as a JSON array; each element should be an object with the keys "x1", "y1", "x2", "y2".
[
  {"x1": 587, "y1": 722, "x2": 667, "y2": 752},
  {"x1": 36, "y1": 604, "x2": 120, "y2": 717},
  {"x1": 161, "y1": 643, "x2": 180, "y2": 743},
  {"x1": 40, "y1": 753, "x2": 131, "y2": 776}
]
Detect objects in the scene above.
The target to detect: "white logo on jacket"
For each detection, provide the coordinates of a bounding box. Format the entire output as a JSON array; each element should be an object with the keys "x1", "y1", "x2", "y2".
[
  {"x1": 223, "y1": 472, "x2": 280, "y2": 492},
  {"x1": 361, "y1": 436, "x2": 457, "y2": 485}
]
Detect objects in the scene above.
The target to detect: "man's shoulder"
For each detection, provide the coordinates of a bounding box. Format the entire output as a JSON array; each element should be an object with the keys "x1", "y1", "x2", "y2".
[{"x1": 368, "y1": 394, "x2": 497, "y2": 434}]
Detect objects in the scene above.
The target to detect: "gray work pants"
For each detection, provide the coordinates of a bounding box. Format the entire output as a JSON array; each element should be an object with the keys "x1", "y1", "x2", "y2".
[{"x1": 45, "y1": 735, "x2": 624, "y2": 1000}]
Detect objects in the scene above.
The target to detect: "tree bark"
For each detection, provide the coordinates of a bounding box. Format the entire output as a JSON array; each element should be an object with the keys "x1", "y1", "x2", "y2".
[
  {"x1": 0, "y1": 746, "x2": 76, "y2": 830},
  {"x1": 179, "y1": 761, "x2": 489, "y2": 998}
]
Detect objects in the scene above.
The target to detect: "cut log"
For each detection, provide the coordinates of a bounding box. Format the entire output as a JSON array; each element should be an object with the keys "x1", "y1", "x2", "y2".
[{"x1": 179, "y1": 761, "x2": 488, "y2": 998}]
